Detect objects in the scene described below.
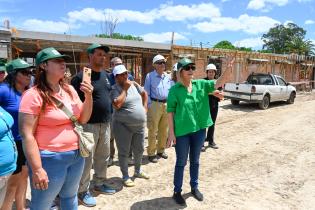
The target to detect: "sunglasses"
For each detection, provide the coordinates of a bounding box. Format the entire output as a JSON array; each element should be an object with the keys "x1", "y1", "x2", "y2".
[
  {"x1": 19, "y1": 69, "x2": 32, "y2": 76},
  {"x1": 155, "y1": 61, "x2": 166, "y2": 65},
  {"x1": 183, "y1": 65, "x2": 196, "y2": 71},
  {"x1": 0, "y1": 71, "x2": 5, "y2": 74}
]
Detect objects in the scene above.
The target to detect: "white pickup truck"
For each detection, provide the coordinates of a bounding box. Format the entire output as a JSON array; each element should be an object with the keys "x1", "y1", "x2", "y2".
[{"x1": 224, "y1": 73, "x2": 296, "y2": 109}]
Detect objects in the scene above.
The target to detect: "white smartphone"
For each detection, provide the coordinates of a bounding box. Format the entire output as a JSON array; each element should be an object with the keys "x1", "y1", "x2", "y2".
[{"x1": 82, "y1": 67, "x2": 91, "y2": 83}]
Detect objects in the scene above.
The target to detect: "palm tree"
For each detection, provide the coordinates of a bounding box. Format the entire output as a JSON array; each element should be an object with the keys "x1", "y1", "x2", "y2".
[
  {"x1": 286, "y1": 38, "x2": 315, "y2": 56},
  {"x1": 303, "y1": 39, "x2": 315, "y2": 56}
]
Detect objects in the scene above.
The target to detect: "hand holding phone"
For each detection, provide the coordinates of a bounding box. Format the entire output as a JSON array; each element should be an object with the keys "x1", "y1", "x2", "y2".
[{"x1": 83, "y1": 67, "x2": 92, "y2": 83}]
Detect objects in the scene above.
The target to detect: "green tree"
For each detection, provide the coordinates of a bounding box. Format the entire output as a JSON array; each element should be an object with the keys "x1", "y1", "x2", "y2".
[
  {"x1": 213, "y1": 40, "x2": 253, "y2": 52},
  {"x1": 96, "y1": 33, "x2": 143, "y2": 41},
  {"x1": 257, "y1": 49, "x2": 273, "y2": 53},
  {"x1": 261, "y1": 23, "x2": 313, "y2": 55},
  {"x1": 237, "y1": 47, "x2": 253, "y2": 52},
  {"x1": 287, "y1": 37, "x2": 315, "y2": 56},
  {"x1": 213, "y1": 40, "x2": 236, "y2": 50},
  {"x1": 303, "y1": 40, "x2": 315, "y2": 56}
]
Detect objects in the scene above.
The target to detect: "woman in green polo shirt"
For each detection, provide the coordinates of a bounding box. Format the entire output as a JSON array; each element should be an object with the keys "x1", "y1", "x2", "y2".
[{"x1": 166, "y1": 58, "x2": 225, "y2": 206}]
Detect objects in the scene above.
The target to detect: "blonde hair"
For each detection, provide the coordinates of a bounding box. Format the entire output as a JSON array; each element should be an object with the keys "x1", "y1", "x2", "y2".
[{"x1": 176, "y1": 70, "x2": 182, "y2": 84}]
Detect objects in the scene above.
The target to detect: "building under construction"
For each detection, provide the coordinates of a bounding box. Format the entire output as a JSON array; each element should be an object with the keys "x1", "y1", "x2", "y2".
[
  {"x1": 172, "y1": 45, "x2": 315, "y2": 90},
  {"x1": 0, "y1": 29, "x2": 171, "y2": 85},
  {"x1": 1, "y1": 29, "x2": 314, "y2": 89}
]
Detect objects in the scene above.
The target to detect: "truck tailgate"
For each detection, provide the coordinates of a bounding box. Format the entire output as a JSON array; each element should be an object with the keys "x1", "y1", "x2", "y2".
[{"x1": 224, "y1": 83, "x2": 263, "y2": 101}]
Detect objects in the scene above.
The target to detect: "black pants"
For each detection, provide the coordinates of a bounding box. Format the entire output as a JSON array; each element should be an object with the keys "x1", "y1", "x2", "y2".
[{"x1": 205, "y1": 106, "x2": 218, "y2": 144}]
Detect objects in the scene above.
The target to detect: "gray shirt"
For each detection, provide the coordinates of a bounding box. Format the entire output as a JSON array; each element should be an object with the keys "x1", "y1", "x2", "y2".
[{"x1": 110, "y1": 84, "x2": 146, "y2": 125}]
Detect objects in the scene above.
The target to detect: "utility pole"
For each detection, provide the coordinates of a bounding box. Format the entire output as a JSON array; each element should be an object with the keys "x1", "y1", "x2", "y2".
[{"x1": 171, "y1": 32, "x2": 174, "y2": 46}]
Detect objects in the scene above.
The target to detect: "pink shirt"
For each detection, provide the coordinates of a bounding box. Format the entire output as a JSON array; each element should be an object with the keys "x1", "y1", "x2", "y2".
[{"x1": 19, "y1": 85, "x2": 83, "y2": 152}]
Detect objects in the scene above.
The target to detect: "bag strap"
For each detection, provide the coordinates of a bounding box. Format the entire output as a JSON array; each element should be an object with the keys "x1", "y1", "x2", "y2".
[{"x1": 50, "y1": 97, "x2": 78, "y2": 125}]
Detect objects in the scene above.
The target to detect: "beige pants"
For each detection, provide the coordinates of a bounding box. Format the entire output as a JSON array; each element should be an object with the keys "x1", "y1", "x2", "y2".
[
  {"x1": 79, "y1": 123, "x2": 110, "y2": 193},
  {"x1": 147, "y1": 101, "x2": 168, "y2": 156}
]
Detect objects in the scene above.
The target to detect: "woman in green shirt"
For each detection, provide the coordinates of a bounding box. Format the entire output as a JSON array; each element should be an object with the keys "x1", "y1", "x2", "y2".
[{"x1": 167, "y1": 58, "x2": 226, "y2": 206}]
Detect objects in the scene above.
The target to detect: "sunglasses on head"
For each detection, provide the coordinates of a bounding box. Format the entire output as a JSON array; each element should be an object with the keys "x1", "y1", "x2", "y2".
[
  {"x1": 19, "y1": 69, "x2": 32, "y2": 76},
  {"x1": 183, "y1": 65, "x2": 196, "y2": 71},
  {"x1": 155, "y1": 61, "x2": 166, "y2": 65}
]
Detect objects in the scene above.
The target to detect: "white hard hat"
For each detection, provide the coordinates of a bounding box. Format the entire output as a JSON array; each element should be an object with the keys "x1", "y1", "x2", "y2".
[
  {"x1": 172, "y1": 63, "x2": 178, "y2": 71},
  {"x1": 206, "y1": 63, "x2": 217, "y2": 71},
  {"x1": 113, "y1": 65, "x2": 128, "y2": 76},
  {"x1": 153, "y1": 54, "x2": 166, "y2": 64}
]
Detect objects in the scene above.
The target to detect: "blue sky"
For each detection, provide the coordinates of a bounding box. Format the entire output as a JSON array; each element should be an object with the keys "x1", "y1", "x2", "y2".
[{"x1": 0, "y1": 0, "x2": 314, "y2": 49}]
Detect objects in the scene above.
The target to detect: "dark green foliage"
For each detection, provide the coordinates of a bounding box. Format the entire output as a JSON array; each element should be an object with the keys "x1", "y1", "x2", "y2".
[
  {"x1": 213, "y1": 40, "x2": 253, "y2": 52},
  {"x1": 262, "y1": 23, "x2": 314, "y2": 55},
  {"x1": 96, "y1": 33, "x2": 144, "y2": 41}
]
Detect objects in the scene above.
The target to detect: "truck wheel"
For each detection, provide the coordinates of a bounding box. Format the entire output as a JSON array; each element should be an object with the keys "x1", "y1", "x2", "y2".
[
  {"x1": 259, "y1": 95, "x2": 270, "y2": 110},
  {"x1": 231, "y1": 99, "x2": 240, "y2": 105},
  {"x1": 286, "y1": 92, "x2": 296, "y2": 104}
]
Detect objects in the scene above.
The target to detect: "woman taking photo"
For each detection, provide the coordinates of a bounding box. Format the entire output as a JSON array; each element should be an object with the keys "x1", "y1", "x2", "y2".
[
  {"x1": 19, "y1": 47, "x2": 93, "y2": 210},
  {"x1": 167, "y1": 58, "x2": 227, "y2": 206},
  {"x1": 0, "y1": 58, "x2": 31, "y2": 210}
]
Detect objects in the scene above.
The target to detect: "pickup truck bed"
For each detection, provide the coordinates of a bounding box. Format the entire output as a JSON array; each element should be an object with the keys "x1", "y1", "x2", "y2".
[{"x1": 224, "y1": 73, "x2": 296, "y2": 109}]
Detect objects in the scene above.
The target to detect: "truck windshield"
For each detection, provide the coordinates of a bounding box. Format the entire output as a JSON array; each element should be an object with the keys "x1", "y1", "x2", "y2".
[{"x1": 247, "y1": 75, "x2": 273, "y2": 85}]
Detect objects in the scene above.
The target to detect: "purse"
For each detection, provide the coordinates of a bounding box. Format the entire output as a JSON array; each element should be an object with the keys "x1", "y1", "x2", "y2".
[{"x1": 51, "y1": 97, "x2": 94, "y2": 157}]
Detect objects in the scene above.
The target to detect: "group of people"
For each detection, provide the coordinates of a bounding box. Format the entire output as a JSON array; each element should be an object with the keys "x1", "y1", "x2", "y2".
[{"x1": 0, "y1": 42, "x2": 229, "y2": 209}]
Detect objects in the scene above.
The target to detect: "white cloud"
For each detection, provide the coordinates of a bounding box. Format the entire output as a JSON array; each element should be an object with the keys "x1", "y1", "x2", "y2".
[
  {"x1": 141, "y1": 32, "x2": 187, "y2": 43},
  {"x1": 68, "y1": 8, "x2": 106, "y2": 23},
  {"x1": 234, "y1": 37, "x2": 264, "y2": 48},
  {"x1": 22, "y1": 19, "x2": 79, "y2": 33},
  {"x1": 158, "y1": 3, "x2": 220, "y2": 21},
  {"x1": 305, "y1": 20, "x2": 315, "y2": 25},
  {"x1": 67, "y1": 3, "x2": 220, "y2": 25},
  {"x1": 68, "y1": 8, "x2": 156, "y2": 24},
  {"x1": 247, "y1": 0, "x2": 289, "y2": 10},
  {"x1": 189, "y1": 14, "x2": 280, "y2": 34}
]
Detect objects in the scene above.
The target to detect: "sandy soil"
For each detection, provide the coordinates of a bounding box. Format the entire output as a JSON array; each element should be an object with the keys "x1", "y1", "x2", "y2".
[{"x1": 27, "y1": 92, "x2": 315, "y2": 210}]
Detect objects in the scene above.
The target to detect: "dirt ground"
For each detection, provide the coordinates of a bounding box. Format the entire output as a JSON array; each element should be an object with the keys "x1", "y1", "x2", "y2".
[{"x1": 27, "y1": 92, "x2": 315, "y2": 210}]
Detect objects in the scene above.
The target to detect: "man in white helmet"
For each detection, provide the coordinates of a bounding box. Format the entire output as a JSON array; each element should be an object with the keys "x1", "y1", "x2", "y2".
[
  {"x1": 144, "y1": 54, "x2": 172, "y2": 163},
  {"x1": 202, "y1": 63, "x2": 220, "y2": 151}
]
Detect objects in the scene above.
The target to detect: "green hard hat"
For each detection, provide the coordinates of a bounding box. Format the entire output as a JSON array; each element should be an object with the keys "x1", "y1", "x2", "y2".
[
  {"x1": 6, "y1": 58, "x2": 31, "y2": 73},
  {"x1": 36, "y1": 47, "x2": 70, "y2": 65},
  {"x1": 87, "y1": 43, "x2": 110, "y2": 54}
]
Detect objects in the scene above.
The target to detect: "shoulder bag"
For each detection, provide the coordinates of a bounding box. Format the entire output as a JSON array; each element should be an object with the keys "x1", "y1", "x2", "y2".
[{"x1": 51, "y1": 97, "x2": 94, "y2": 157}]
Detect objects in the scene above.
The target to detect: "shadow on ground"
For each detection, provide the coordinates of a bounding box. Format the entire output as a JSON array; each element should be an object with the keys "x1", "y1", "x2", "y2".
[
  {"x1": 130, "y1": 193, "x2": 192, "y2": 210},
  {"x1": 221, "y1": 100, "x2": 290, "y2": 112}
]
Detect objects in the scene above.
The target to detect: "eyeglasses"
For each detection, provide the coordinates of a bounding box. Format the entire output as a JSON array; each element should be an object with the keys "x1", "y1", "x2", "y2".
[
  {"x1": 155, "y1": 61, "x2": 166, "y2": 65},
  {"x1": 183, "y1": 65, "x2": 196, "y2": 71},
  {"x1": 19, "y1": 69, "x2": 32, "y2": 76}
]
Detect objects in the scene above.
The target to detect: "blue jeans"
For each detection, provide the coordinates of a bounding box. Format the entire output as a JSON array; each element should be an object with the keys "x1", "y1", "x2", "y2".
[
  {"x1": 174, "y1": 129, "x2": 205, "y2": 193},
  {"x1": 29, "y1": 149, "x2": 84, "y2": 210}
]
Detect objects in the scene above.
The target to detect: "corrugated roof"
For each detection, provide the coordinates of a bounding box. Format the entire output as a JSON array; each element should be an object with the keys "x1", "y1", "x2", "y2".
[
  {"x1": 248, "y1": 58, "x2": 269, "y2": 62},
  {"x1": 12, "y1": 30, "x2": 171, "y2": 51}
]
